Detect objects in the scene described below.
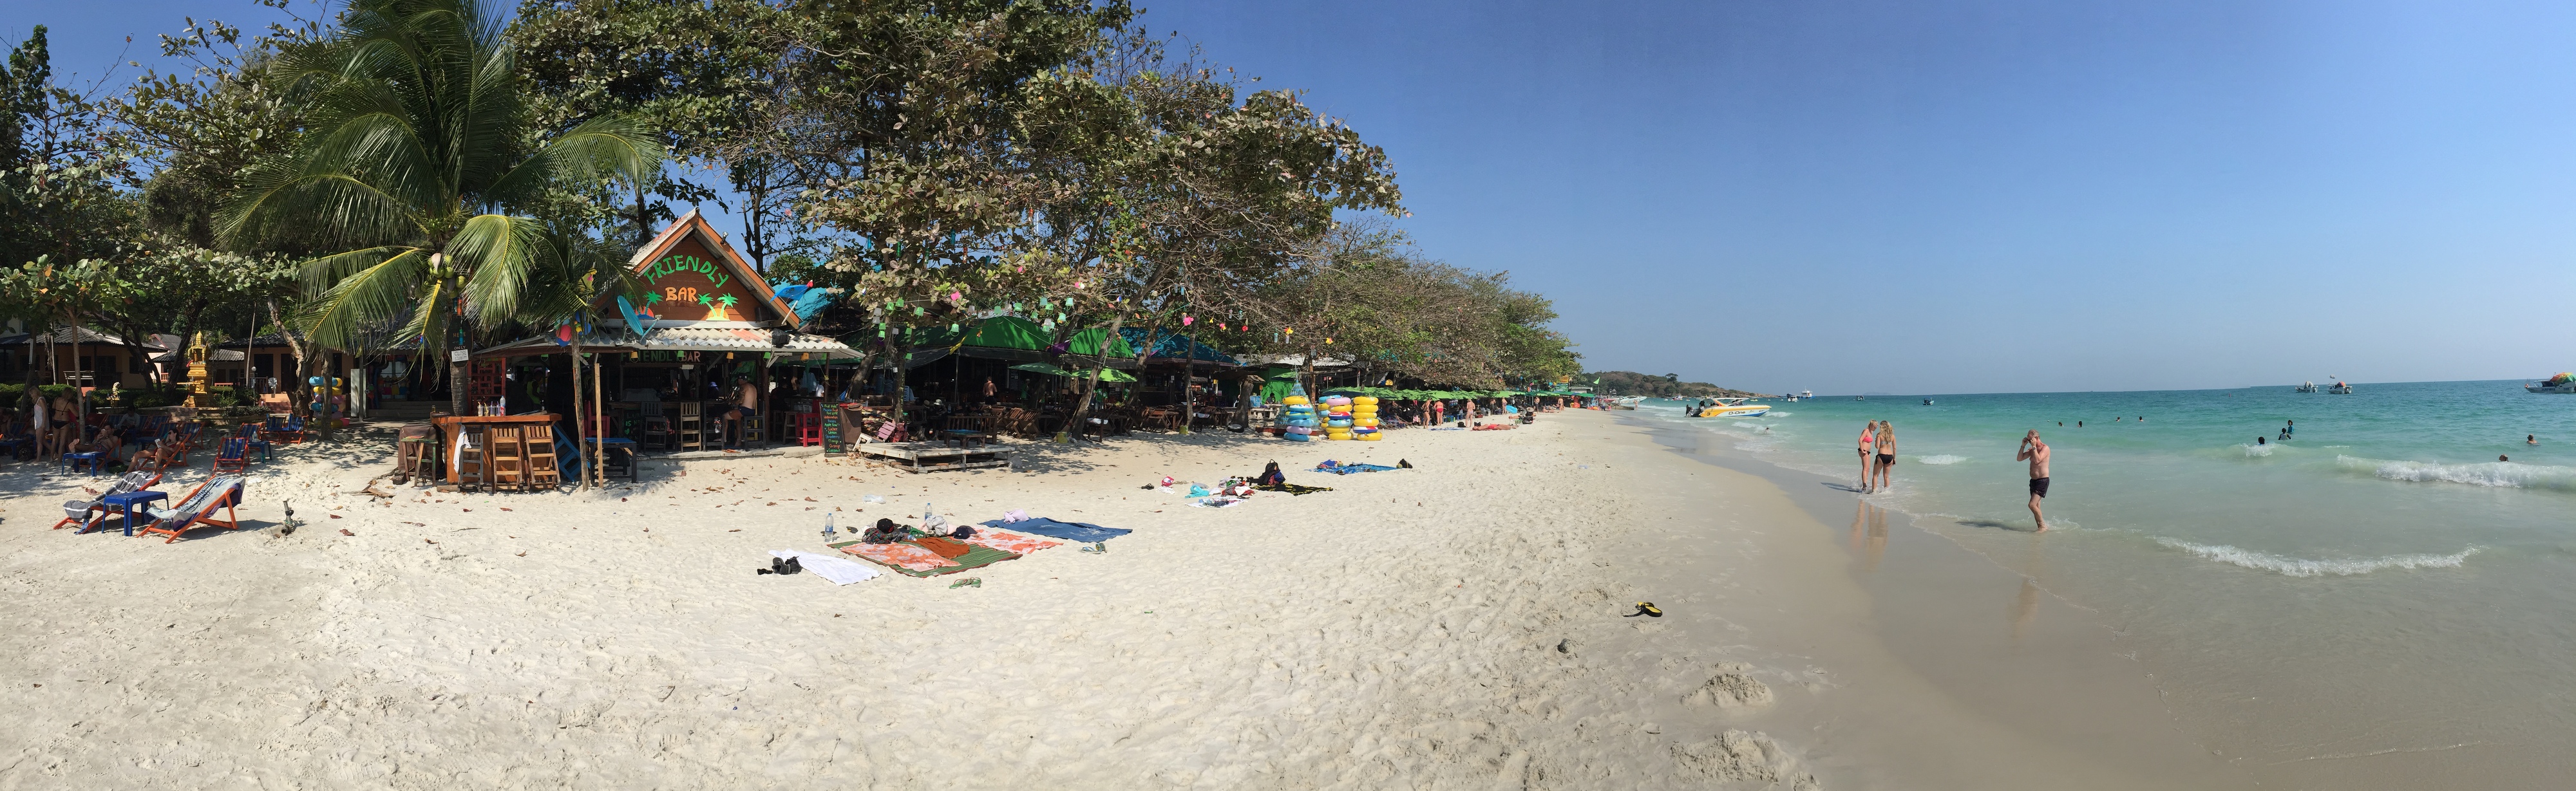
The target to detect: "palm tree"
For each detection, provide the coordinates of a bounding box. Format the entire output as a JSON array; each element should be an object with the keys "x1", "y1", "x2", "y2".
[{"x1": 220, "y1": 0, "x2": 663, "y2": 418}]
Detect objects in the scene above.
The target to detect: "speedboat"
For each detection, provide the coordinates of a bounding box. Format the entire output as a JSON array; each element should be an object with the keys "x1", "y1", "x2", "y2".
[
  {"x1": 2326, "y1": 381, "x2": 2353, "y2": 395},
  {"x1": 2294, "y1": 381, "x2": 2318, "y2": 393},
  {"x1": 2526, "y1": 373, "x2": 2576, "y2": 393},
  {"x1": 1692, "y1": 398, "x2": 1773, "y2": 418},
  {"x1": 1921, "y1": 398, "x2": 1935, "y2": 405}
]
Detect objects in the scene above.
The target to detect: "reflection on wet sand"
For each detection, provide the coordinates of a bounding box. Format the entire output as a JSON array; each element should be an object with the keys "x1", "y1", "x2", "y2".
[
  {"x1": 2011, "y1": 535, "x2": 2048, "y2": 640},
  {"x1": 1848, "y1": 499, "x2": 1888, "y2": 572}
]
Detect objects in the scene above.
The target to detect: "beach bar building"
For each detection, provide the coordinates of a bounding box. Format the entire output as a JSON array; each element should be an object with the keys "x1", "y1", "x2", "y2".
[{"x1": 446, "y1": 211, "x2": 853, "y2": 483}]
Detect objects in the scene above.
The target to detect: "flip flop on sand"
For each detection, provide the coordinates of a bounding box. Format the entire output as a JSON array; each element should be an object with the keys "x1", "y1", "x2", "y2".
[
  {"x1": 1625, "y1": 602, "x2": 1663, "y2": 618},
  {"x1": 1079, "y1": 542, "x2": 1108, "y2": 554},
  {"x1": 949, "y1": 577, "x2": 981, "y2": 588}
]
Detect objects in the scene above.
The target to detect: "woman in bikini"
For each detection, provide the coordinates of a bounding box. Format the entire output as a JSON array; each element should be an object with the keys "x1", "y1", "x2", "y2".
[
  {"x1": 1857, "y1": 420, "x2": 1878, "y2": 493},
  {"x1": 1874, "y1": 422, "x2": 1896, "y2": 492}
]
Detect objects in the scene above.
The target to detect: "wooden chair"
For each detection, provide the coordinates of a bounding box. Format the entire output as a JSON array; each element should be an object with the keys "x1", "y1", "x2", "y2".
[
  {"x1": 523, "y1": 423, "x2": 561, "y2": 489},
  {"x1": 639, "y1": 402, "x2": 671, "y2": 450},
  {"x1": 740, "y1": 411, "x2": 764, "y2": 445},
  {"x1": 135, "y1": 474, "x2": 247, "y2": 543},
  {"x1": 676, "y1": 402, "x2": 703, "y2": 451},
  {"x1": 484, "y1": 426, "x2": 526, "y2": 492}
]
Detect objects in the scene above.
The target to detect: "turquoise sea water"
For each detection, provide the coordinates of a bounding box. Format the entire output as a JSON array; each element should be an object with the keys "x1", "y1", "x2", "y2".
[{"x1": 1646, "y1": 380, "x2": 2576, "y2": 774}]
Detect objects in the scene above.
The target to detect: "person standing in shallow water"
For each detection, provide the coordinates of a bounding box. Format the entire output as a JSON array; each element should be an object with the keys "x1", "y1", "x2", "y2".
[
  {"x1": 1873, "y1": 422, "x2": 1897, "y2": 492},
  {"x1": 2018, "y1": 430, "x2": 2052, "y2": 532},
  {"x1": 1857, "y1": 420, "x2": 1879, "y2": 493}
]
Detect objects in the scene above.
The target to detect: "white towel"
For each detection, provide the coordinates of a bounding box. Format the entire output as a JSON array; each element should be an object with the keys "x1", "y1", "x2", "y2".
[{"x1": 767, "y1": 550, "x2": 880, "y2": 585}]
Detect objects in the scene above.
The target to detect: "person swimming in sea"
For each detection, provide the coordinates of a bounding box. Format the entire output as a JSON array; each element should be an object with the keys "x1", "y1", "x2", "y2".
[{"x1": 2529, "y1": 434, "x2": 2539, "y2": 445}]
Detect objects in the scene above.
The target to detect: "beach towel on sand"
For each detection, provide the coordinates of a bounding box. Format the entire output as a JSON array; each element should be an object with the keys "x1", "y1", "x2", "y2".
[
  {"x1": 766, "y1": 550, "x2": 881, "y2": 584},
  {"x1": 1312, "y1": 463, "x2": 1400, "y2": 475},
  {"x1": 981, "y1": 517, "x2": 1132, "y2": 543},
  {"x1": 834, "y1": 539, "x2": 1025, "y2": 577},
  {"x1": 961, "y1": 528, "x2": 1061, "y2": 555},
  {"x1": 1254, "y1": 483, "x2": 1333, "y2": 495}
]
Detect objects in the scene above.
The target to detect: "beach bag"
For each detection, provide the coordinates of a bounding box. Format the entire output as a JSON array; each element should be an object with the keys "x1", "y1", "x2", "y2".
[{"x1": 919, "y1": 514, "x2": 953, "y2": 537}]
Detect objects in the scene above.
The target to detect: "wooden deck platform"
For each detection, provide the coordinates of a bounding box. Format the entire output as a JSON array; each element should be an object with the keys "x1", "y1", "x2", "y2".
[{"x1": 852, "y1": 441, "x2": 1012, "y2": 472}]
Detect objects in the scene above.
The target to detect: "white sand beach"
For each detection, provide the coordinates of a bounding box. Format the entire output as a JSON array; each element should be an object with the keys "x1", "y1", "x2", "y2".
[{"x1": 1, "y1": 410, "x2": 2235, "y2": 789}]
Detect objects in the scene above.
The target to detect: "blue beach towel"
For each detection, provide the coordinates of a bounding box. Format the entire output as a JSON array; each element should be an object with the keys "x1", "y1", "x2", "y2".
[
  {"x1": 1312, "y1": 463, "x2": 1401, "y2": 475},
  {"x1": 982, "y1": 517, "x2": 1133, "y2": 543}
]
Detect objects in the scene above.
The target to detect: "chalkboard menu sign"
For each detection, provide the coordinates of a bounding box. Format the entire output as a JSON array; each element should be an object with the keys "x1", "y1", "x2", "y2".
[{"x1": 822, "y1": 404, "x2": 846, "y2": 455}]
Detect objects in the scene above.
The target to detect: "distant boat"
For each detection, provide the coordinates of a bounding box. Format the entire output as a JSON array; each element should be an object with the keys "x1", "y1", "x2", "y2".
[
  {"x1": 1921, "y1": 398, "x2": 1935, "y2": 405},
  {"x1": 2294, "y1": 381, "x2": 2318, "y2": 393},
  {"x1": 1801, "y1": 389, "x2": 1814, "y2": 399},
  {"x1": 2526, "y1": 373, "x2": 2576, "y2": 394},
  {"x1": 2327, "y1": 381, "x2": 2353, "y2": 395}
]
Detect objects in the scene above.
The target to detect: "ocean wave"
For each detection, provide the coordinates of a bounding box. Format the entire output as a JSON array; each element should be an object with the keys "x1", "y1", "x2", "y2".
[
  {"x1": 2237, "y1": 443, "x2": 2275, "y2": 458},
  {"x1": 2336, "y1": 455, "x2": 2576, "y2": 491},
  {"x1": 2155, "y1": 539, "x2": 2479, "y2": 577},
  {"x1": 1767, "y1": 411, "x2": 1793, "y2": 416},
  {"x1": 1918, "y1": 454, "x2": 1969, "y2": 465},
  {"x1": 1732, "y1": 422, "x2": 1766, "y2": 429}
]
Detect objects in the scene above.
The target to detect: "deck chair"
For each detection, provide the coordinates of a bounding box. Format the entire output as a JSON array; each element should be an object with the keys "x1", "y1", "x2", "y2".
[
  {"x1": 235, "y1": 423, "x2": 272, "y2": 461},
  {"x1": 135, "y1": 474, "x2": 247, "y2": 543},
  {"x1": 53, "y1": 469, "x2": 165, "y2": 531},
  {"x1": 274, "y1": 416, "x2": 307, "y2": 444},
  {"x1": 211, "y1": 438, "x2": 252, "y2": 474}
]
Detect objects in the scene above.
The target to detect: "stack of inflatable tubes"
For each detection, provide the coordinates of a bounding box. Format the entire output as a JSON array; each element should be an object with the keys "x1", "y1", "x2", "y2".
[
  {"x1": 1321, "y1": 395, "x2": 1354, "y2": 439},
  {"x1": 1350, "y1": 395, "x2": 1382, "y2": 440},
  {"x1": 1280, "y1": 390, "x2": 1316, "y2": 441}
]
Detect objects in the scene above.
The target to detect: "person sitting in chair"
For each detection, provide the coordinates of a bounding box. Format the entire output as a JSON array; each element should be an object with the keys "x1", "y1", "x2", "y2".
[{"x1": 722, "y1": 377, "x2": 759, "y2": 448}]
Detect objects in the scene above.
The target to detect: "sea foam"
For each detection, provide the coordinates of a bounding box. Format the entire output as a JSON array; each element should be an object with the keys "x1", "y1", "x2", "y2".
[
  {"x1": 2155, "y1": 538, "x2": 2478, "y2": 577},
  {"x1": 2337, "y1": 455, "x2": 2576, "y2": 491},
  {"x1": 1918, "y1": 454, "x2": 1969, "y2": 465}
]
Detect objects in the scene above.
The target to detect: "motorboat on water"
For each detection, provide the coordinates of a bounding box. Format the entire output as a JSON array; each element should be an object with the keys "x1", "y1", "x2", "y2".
[
  {"x1": 1690, "y1": 398, "x2": 1773, "y2": 418},
  {"x1": 2294, "y1": 381, "x2": 2318, "y2": 393},
  {"x1": 2526, "y1": 373, "x2": 2576, "y2": 394},
  {"x1": 2326, "y1": 381, "x2": 2353, "y2": 395},
  {"x1": 1921, "y1": 398, "x2": 1935, "y2": 405},
  {"x1": 1605, "y1": 396, "x2": 1647, "y2": 409},
  {"x1": 1801, "y1": 390, "x2": 1814, "y2": 399}
]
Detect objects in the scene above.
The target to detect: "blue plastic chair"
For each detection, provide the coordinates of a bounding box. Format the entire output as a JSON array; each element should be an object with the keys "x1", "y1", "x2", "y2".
[{"x1": 235, "y1": 423, "x2": 272, "y2": 461}]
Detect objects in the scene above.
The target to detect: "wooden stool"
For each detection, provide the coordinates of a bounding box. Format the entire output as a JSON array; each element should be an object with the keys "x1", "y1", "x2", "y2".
[
  {"x1": 676, "y1": 402, "x2": 703, "y2": 451},
  {"x1": 741, "y1": 412, "x2": 764, "y2": 444},
  {"x1": 485, "y1": 427, "x2": 526, "y2": 492},
  {"x1": 455, "y1": 429, "x2": 488, "y2": 490},
  {"x1": 398, "y1": 436, "x2": 439, "y2": 482},
  {"x1": 523, "y1": 423, "x2": 561, "y2": 489}
]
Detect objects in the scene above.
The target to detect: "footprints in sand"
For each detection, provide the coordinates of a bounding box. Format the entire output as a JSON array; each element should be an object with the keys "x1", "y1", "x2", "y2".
[
  {"x1": 1688, "y1": 662, "x2": 1776, "y2": 709},
  {"x1": 1672, "y1": 729, "x2": 1820, "y2": 790}
]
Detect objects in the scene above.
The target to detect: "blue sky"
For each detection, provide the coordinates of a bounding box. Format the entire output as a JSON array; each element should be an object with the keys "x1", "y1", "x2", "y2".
[{"x1": 20, "y1": 1, "x2": 2576, "y2": 394}]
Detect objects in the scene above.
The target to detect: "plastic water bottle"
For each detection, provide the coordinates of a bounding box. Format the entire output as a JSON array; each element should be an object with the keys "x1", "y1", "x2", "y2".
[{"x1": 822, "y1": 513, "x2": 836, "y2": 540}]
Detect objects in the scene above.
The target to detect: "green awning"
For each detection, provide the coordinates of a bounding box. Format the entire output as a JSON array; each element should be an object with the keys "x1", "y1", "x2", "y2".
[{"x1": 1010, "y1": 362, "x2": 1137, "y2": 383}]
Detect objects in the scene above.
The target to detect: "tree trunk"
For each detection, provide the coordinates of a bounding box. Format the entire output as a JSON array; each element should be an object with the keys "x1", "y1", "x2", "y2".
[
  {"x1": 591, "y1": 352, "x2": 607, "y2": 487},
  {"x1": 270, "y1": 300, "x2": 309, "y2": 428},
  {"x1": 889, "y1": 329, "x2": 910, "y2": 434},
  {"x1": 569, "y1": 337, "x2": 588, "y2": 489},
  {"x1": 1054, "y1": 312, "x2": 1126, "y2": 443}
]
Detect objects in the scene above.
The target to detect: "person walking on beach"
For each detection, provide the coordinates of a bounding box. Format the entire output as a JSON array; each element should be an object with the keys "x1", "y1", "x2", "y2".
[
  {"x1": 1873, "y1": 422, "x2": 1897, "y2": 492},
  {"x1": 1857, "y1": 420, "x2": 1879, "y2": 493},
  {"x1": 2018, "y1": 430, "x2": 2052, "y2": 532}
]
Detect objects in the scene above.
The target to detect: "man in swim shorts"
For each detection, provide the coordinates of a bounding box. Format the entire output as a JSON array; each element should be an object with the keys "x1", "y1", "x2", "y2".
[{"x1": 2017, "y1": 429, "x2": 2051, "y2": 532}]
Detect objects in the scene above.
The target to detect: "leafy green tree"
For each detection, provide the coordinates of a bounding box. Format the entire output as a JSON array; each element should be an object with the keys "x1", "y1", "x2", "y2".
[{"x1": 221, "y1": 0, "x2": 665, "y2": 417}]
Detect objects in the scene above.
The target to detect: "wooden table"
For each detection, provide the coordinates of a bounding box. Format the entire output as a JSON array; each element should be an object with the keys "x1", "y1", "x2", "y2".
[{"x1": 431, "y1": 414, "x2": 558, "y2": 485}]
